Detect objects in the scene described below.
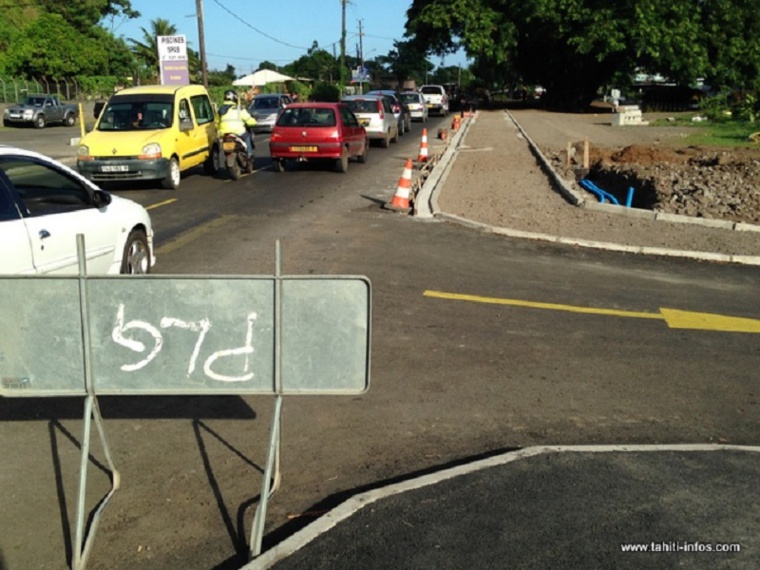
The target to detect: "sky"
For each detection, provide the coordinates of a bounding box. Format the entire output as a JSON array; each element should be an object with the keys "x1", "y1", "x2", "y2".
[{"x1": 108, "y1": 0, "x2": 469, "y2": 75}]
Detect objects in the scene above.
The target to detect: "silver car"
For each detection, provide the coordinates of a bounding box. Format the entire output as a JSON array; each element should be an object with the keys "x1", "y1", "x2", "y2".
[
  {"x1": 400, "y1": 91, "x2": 429, "y2": 122},
  {"x1": 248, "y1": 93, "x2": 292, "y2": 133},
  {"x1": 342, "y1": 95, "x2": 399, "y2": 148}
]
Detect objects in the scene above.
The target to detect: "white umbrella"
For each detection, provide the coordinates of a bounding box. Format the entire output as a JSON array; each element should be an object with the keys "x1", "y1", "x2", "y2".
[{"x1": 232, "y1": 69, "x2": 295, "y2": 87}]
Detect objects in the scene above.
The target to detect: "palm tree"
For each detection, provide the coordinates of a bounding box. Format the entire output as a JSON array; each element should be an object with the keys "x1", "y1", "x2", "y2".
[{"x1": 128, "y1": 18, "x2": 178, "y2": 81}]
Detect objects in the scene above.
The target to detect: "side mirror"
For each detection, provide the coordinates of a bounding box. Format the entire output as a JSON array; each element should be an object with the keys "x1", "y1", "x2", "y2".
[
  {"x1": 179, "y1": 117, "x2": 193, "y2": 132},
  {"x1": 92, "y1": 189, "x2": 112, "y2": 208}
]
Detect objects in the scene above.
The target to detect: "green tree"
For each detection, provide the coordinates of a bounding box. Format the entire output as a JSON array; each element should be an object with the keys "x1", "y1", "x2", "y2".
[
  {"x1": 283, "y1": 43, "x2": 338, "y2": 82},
  {"x1": 208, "y1": 64, "x2": 237, "y2": 86},
  {"x1": 128, "y1": 18, "x2": 178, "y2": 81},
  {"x1": 406, "y1": 0, "x2": 760, "y2": 109},
  {"x1": 4, "y1": 13, "x2": 107, "y2": 77},
  {"x1": 377, "y1": 40, "x2": 433, "y2": 86},
  {"x1": 40, "y1": 0, "x2": 139, "y2": 34}
]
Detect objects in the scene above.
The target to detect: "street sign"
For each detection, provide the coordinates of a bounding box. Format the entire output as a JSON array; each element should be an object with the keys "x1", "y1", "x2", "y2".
[
  {"x1": 158, "y1": 35, "x2": 190, "y2": 86},
  {"x1": 0, "y1": 275, "x2": 371, "y2": 397}
]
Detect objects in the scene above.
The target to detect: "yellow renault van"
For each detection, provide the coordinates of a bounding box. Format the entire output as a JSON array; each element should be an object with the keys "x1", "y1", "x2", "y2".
[{"x1": 77, "y1": 85, "x2": 218, "y2": 189}]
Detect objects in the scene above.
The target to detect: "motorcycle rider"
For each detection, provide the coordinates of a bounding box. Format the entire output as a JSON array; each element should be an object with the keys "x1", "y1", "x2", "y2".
[{"x1": 217, "y1": 90, "x2": 257, "y2": 159}]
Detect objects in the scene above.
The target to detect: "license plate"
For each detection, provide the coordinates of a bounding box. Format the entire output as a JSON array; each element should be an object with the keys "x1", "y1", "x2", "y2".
[
  {"x1": 289, "y1": 146, "x2": 318, "y2": 152},
  {"x1": 223, "y1": 142, "x2": 237, "y2": 151},
  {"x1": 100, "y1": 165, "x2": 128, "y2": 173},
  {"x1": 359, "y1": 119, "x2": 369, "y2": 126},
  {"x1": 427, "y1": 103, "x2": 435, "y2": 108}
]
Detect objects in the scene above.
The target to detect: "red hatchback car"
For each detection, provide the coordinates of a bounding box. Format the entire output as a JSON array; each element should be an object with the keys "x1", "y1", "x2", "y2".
[{"x1": 269, "y1": 102, "x2": 369, "y2": 172}]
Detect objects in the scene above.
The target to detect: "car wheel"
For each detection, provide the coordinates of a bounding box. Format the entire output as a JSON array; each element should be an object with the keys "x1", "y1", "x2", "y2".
[
  {"x1": 161, "y1": 156, "x2": 181, "y2": 189},
  {"x1": 335, "y1": 149, "x2": 349, "y2": 173},
  {"x1": 120, "y1": 229, "x2": 151, "y2": 274},
  {"x1": 399, "y1": 120, "x2": 405, "y2": 136},
  {"x1": 391, "y1": 125, "x2": 399, "y2": 143},
  {"x1": 64, "y1": 113, "x2": 76, "y2": 127},
  {"x1": 273, "y1": 159, "x2": 285, "y2": 172},
  {"x1": 2, "y1": 119, "x2": 10, "y2": 127},
  {"x1": 34, "y1": 115, "x2": 46, "y2": 129},
  {"x1": 228, "y1": 159, "x2": 242, "y2": 180},
  {"x1": 358, "y1": 139, "x2": 368, "y2": 163},
  {"x1": 203, "y1": 144, "x2": 220, "y2": 175},
  {"x1": 381, "y1": 132, "x2": 390, "y2": 148}
]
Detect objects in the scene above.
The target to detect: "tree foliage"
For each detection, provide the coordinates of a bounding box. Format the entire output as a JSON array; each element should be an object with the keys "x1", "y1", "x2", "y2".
[
  {"x1": 0, "y1": 0, "x2": 138, "y2": 80},
  {"x1": 406, "y1": 0, "x2": 760, "y2": 109}
]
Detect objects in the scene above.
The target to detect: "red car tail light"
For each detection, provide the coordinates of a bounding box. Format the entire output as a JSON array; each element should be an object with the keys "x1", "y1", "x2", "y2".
[{"x1": 377, "y1": 100, "x2": 384, "y2": 119}]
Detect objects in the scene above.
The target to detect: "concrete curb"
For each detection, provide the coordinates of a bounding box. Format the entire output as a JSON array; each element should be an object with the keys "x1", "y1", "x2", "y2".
[
  {"x1": 421, "y1": 109, "x2": 760, "y2": 266},
  {"x1": 415, "y1": 113, "x2": 476, "y2": 219},
  {"x1": 244, "y1": 443, "x2": 760, "y2": 569}
]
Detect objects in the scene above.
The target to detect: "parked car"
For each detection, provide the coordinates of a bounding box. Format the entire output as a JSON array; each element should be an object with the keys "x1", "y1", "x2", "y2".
[
  {"x1": 365, "y1": 90, "x2": 412, "y2": 135},
  {"x1": 3, "y1": 94, "x2": 79, "y2": 129},
  {"x1": 0, "y1": 147, "x2": 154, "y2": 275},
  {"x1": 269, "y1": 102, "x2": 368, "y2": 173},
  {"x1": 399, "y1": 91, "x2": 429, "y2": 122},
  {"x1": 247, "y1": 93, "x2": 292, "y2": 133},
  {"x1": 76, "y1": 84, "x2": 218, "y2": 190},
  {"x1": 341, "y1": 95, "x2": 399, "y2": 148},
  {"x1": 420, "y1": 85, "x2": 450, "y2": 116}
]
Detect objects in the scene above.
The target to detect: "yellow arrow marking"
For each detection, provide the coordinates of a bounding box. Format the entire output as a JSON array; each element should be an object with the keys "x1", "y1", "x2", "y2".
[{"x1": 423, "y1": 290, "x2": 760, "y2": 334}]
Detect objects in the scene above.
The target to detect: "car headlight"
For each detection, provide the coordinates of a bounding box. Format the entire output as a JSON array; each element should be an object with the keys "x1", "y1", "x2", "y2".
[
  {"x1": 140, "y1": 143, "x2": 162, "y2": 159},
  {"x1": 3, "y1": 109, "x2": 8, "y2": 116},
  {"x1": 23, "y1": 109, "x2": 34, "y2": 119},
  {"x1": 77, "y1": 145, "x2": 92, "y2": 160}
]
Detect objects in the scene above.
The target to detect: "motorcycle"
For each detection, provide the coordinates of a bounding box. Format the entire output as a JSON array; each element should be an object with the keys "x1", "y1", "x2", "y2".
[{"x1": 221, "y1": 130, "x2": 254, "y2": 180}]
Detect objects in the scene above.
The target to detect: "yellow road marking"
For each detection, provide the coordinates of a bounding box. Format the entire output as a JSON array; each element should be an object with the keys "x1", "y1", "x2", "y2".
[
  {"x1": 423, "y1": 290, "x2": 760, "y2": 333},
  {"x1": 146, "y1": 198, "x2": 178, "y2": 210},
  {"x1": 155, "y1": 216, "x2": 234, "y2": 255}
]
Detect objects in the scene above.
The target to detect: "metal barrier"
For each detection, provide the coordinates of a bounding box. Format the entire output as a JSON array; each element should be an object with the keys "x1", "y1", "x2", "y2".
[{"x1": 0, "y1": 238, "x2": 372, "y2": 569}]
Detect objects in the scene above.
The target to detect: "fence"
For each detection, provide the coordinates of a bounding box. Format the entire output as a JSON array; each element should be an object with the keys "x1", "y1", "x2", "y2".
[{"x1": 0, "y1": 76, "x2": 128, "y2": 104}]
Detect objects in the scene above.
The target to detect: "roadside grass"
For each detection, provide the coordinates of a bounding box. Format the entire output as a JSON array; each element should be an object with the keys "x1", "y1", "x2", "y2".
[{"x1": 649, "y1": 116, "x2": 759, "y2": 147}]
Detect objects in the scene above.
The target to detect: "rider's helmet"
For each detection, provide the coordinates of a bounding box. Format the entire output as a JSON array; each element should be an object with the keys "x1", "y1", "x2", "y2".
[{"x1": 224, "y1": 90, "x2": 238, "y2": 103}]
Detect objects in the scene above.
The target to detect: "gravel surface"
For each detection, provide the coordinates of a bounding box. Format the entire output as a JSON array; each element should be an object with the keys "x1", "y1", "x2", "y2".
[{"x1": 437, "y1": 109, "x2": 760, "y2": 258}]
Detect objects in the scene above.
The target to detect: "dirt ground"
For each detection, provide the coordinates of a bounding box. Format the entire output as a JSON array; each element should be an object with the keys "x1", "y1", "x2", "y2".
[{"x1": 438, "y1": 108, "x2": 760, "y2": 257}]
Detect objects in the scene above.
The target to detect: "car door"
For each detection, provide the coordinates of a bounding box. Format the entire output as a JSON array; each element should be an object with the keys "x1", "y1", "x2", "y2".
[
  {"x1": 339, "y1": 106, "x2": 363, "y2": 156},
  {"x1": 189, "y1": 93, "x2": 216, "y2": 165},
  {"x1": 0, "y1": 172, "x2": 35, "y2": 274},
  {"x1": 3, "y1": 156, "x2": 116, "y2": 274},
  {"x1": 176, "y1": 97, "x2": 202, "y2": 169}
]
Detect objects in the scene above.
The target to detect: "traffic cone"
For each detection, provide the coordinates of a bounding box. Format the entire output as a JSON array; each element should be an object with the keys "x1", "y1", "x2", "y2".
[
  {"x1": 385, "y1": 158, "x2": 413, "y2": 213},
  {"x1": 417, "y1": 128, "x2": 429, "y2": 163}
]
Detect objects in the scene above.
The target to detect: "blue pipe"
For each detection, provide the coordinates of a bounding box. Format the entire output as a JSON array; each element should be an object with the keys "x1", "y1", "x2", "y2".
[
  {"x1": 626, "y1": 186, "x2": 635, "y2": 208},
  {"x1": 579, "y1": 179, "x2": 619, "y2": 205}
]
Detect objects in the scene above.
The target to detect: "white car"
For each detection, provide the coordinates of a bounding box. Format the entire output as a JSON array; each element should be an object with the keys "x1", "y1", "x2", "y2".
[
  {"x1": 420, "y1": 85, "x2": 450, "y2": 116},
  {"x1": 0, "y1": 146, "x2": 155, "y2": 275},
  {"x1": 400, "y1": 91, "x2": 429, "y2": 122}
]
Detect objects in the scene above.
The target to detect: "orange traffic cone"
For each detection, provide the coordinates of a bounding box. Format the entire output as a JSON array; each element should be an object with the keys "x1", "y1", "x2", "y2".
[
  {"x1": 385, "y1": 158, "x2": 414, "y2": 213},
  {"x1": 417, "y1": 128, "x2": 429, "y2": 163}
]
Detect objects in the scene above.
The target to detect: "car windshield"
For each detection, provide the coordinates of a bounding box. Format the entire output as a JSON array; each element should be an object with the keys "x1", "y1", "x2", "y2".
[
  {"x1": 276, "y1": 107, "x2": 336, "y2": 127},
  {"x1": 252, "y1": 97, "x2": 279, "y2": 110},
  {"x1": 400, "y1": 94, "x2": 420, "y2": 104},
  {"x1": 421, "y1": 86, "x2": 442, "y2": 95},
  {"x1": 97, "y1": 99, "x2": 174, "y2": 131},
  {"x1": 23, "y1": 97, "x2": 47, "y2": 107},
  {"x1": 343, "y1": 100, "x2": 379, "y2": 114}
]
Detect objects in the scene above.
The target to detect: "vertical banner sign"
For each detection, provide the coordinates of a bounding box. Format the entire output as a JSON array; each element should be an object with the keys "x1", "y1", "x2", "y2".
[{"x1": 158, "y1": 35, "x2": 190, "y2": 86}]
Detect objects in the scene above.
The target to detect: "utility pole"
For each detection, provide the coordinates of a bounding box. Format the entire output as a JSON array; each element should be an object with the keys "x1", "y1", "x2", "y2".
[
  {"x1": 196, "y1": 0, "x2": 209, "y2": 87},
  {"x1": 340, "y1": 0, "x2": 347, "y2": 87},
  {"x1": 358, "y1": 19, "x2": 364, "y2": 94}
]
